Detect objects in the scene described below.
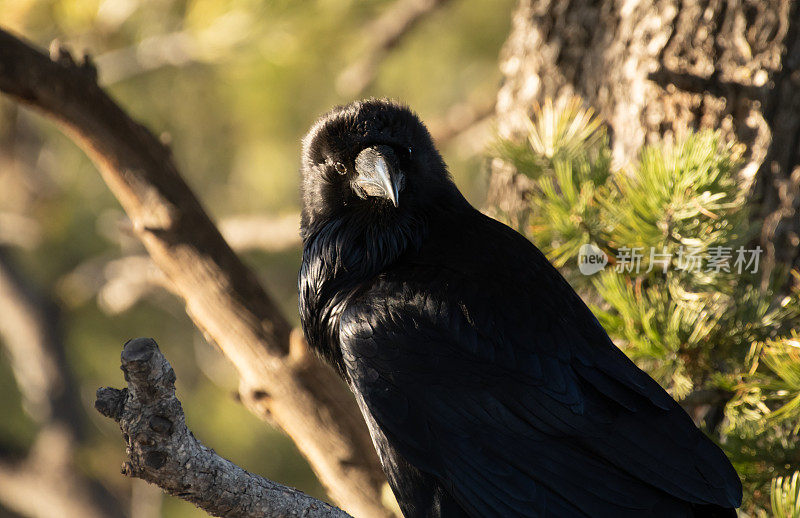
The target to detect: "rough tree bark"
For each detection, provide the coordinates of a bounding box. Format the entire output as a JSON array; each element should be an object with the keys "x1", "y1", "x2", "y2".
[
  {"x1": 0, "y1": 28, "x2": 389, "y2": 518},
  {"x1": 490, "y1": 0, "x2": 800, "y2": 285}
]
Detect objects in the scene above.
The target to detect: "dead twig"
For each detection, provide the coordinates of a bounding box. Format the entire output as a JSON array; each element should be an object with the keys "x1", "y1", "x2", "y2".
[{"x1": 96, "y1": 338, "x2": 351, "y2": 518}]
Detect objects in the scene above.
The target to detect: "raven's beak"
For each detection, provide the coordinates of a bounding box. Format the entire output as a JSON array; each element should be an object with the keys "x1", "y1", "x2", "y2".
[{"x1": 354, "y1": 145, "x2": 402, "y2": 207}]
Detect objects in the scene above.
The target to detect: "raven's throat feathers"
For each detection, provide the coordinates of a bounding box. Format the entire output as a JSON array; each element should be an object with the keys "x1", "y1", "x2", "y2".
[{"x1": 299, "y1": 209, "x2": 427, "y2": 373}]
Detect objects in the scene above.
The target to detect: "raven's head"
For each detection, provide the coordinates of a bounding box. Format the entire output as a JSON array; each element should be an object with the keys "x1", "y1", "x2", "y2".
[
  {"x1": 299, "y1": 100, "x2": 458, "y2": 369},
  {"x1": 300, "y1": 99, "x2": 454, "y2": 234}
]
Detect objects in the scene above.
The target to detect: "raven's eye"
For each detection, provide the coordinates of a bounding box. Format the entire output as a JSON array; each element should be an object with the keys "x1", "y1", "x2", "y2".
[{"x1": 334, "y1": 162, "x2": 347, "y2": 175}]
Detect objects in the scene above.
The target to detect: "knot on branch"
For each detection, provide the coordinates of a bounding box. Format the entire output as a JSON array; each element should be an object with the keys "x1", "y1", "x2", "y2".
[
  {"x1": 48, "y1": 39, "x2": 98, "y2": 83},
  {"x1": 95, "y1": 387, "x2": 127, "y2": 420},
  {"x1": 94, "y1": 337, "x2": 183, "y2": 481}
]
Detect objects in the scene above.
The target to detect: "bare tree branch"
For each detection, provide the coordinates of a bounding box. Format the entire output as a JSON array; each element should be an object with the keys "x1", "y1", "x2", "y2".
[
  {"x1": 100, "y1": 212, "x2": 303, "y2": 253},
  {"x1": 427, "y1": 97, "x2": 496, "y2": 148},
  {"x1": 96, "y1": 338, "x2": 351, "y2": 518},
  {"x1": 85, "y1": 209, "x2": 303, "y2": 312},
  {"x1": 0, "y1": 249, "x2": 78, "y2": 428},
  {"x1": 94, "y1": 254, "x2": 171, "y2": 314},
  {"x1": 94, "y1": 31, "x2": 199, "y2": 85},
  {"x1": 94, "y1": 11, "x2": 253, "y2": 86},
  {"x1": 0, "y1": 28, "x2": 389, "y2": 518},
  {"x1": 0, "y1": 248, "x2": 124, "y2": 518},
  {"x1": 218, "y1": 213, "x2": 301, "y2": 252},
  {"x1": 336, "y1": 0, "x2": 452, "y2": 96},
  {"x1": 0, "y1": 426, "x2": 124, "y2": 518},
  {"x1": 0, "y1": 212, "x2": 42, "y2": 249},
  {"x1": 56, "y1": 213, "x2": 302, "y2": 314}
]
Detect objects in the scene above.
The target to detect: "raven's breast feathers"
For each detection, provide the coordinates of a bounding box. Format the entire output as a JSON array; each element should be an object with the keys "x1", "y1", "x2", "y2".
[{"x1": 299, "y1": 207, "x2": 427, "y2": 373}]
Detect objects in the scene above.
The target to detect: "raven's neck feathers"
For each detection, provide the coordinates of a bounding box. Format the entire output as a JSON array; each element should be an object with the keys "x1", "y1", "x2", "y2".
[{"x1": 299, "y1": 207, "x2": 428, "y2": 373}]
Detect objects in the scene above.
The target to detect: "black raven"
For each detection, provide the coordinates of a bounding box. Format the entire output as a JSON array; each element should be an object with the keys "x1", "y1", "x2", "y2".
[{"x1": 298, "y1": 99, "x2": 742, "y2": 518}]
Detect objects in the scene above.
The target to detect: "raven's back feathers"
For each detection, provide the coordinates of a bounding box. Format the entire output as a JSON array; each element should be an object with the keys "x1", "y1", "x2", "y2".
[{"x1": 335, "y1": 209, "x2": 740, "y2": 517}]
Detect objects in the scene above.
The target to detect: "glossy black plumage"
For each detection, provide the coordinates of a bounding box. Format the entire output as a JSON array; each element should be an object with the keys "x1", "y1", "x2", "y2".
[{"x1": 298, "y1": 99, "x2": 742, "y2": 518}]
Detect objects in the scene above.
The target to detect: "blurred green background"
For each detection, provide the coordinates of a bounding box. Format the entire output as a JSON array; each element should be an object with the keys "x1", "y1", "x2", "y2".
[{"x1": 0, "y1": 1, "x2": 514, "y2": 516}]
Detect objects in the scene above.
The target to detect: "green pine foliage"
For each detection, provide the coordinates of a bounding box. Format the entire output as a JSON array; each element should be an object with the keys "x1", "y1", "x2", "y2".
[
  {"x1": 493, "y1": 97, "x2": 800, "y2": 516},
  {"x1": 770, "y1": 471, "x2": 800, "y2": 518}
]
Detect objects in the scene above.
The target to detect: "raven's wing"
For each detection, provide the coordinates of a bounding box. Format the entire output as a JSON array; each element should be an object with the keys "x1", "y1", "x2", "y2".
[{"x1": 339, "y1": 220, "x2": 741, "y2": 518}]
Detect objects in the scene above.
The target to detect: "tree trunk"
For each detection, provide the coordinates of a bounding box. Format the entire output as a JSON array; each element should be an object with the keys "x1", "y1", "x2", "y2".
[{"x1": 490, "y1": 0, "x2": 799, "y2": 283}]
